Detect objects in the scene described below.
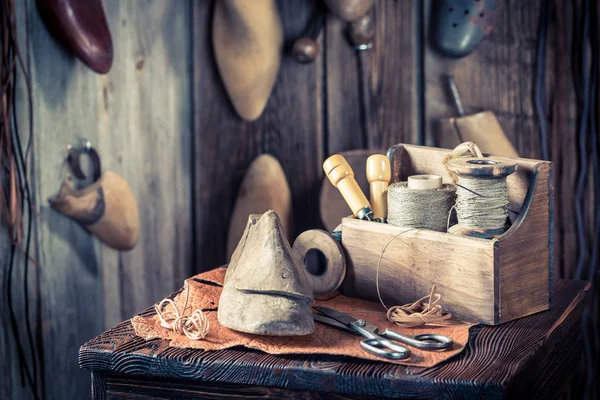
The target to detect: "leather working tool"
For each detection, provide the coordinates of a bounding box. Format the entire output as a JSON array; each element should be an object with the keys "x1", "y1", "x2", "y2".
[
  {"x1": 291, "y1": 1, "x2": 325, "y2": 64},
  {"x1": 366, "y1": 154, "x2": 390, "y2": 222},
  {"x1": 313, "y1": 306, "x2": 454, "y2": 360},
  {"x1": 430, "y1": 0, "x2": 498, "y2": 58},
  {"x1": 348, "y1": 13, "x2": 377, "y2": 150},
  {"x1": 323, "y1": 154, "x2": 373, "y2": 221},
  {"x1": 444, "y1": 75, "x2": 518, "y2": 158}
]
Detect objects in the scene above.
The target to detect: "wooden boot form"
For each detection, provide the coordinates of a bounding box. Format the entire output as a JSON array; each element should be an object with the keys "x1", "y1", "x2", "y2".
[
  {"x1": 219, "y1": 211, "x2": 314, "y2": 336},
  {"x1": 226, "y1": 154, "x2": 292, "y2": 260},
  {"x1": 212, "y1": 0, "x2": 283, "y2": 121},
  {"x1": 36, "y1": 0, "x2": 113, "y2": 74},
  {"x1": 49, "y1": 171, "x2": 140, "y2": 250}
]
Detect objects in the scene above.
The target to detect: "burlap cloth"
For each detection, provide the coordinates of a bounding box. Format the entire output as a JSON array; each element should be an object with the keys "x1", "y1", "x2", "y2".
[{"x1": 132, "y1": 268, "x2": 475, "y2": 367}]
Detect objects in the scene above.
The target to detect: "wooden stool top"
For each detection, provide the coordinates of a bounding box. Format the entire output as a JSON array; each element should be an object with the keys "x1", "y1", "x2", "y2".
[{"x1": 79, "y1": 280, "x2": 589, "y2": 399}]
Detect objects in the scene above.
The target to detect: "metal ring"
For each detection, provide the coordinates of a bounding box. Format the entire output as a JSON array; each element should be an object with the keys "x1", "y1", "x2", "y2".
[{"x1": 67, "y1": 142, "x2": 102, "y2": 182}]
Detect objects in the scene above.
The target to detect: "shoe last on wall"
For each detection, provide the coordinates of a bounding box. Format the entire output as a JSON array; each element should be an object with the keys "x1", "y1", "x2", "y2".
[
  {"x1": 36, "y1": 0, "x2": 114, "y2": 74},
  {"x1": 212, "y1": 0, "x2": 283, "y2": 121},
  {"x1": 49, "y1": 171, "x2": 140, "y2": 251},
  {"x1": 226, "y1": 154, "x2": 292, "y2": 260}
]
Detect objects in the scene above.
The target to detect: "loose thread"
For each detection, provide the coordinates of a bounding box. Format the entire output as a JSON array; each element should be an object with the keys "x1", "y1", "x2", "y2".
[
  {"x1": 375, "y1": 228, "x2": 451, "y2": 327},
  {"x1": 387, "y1": 285, "x2": 452, "y2": 328},
  {"x1": 155, "y1": 282, "x2": 210, "y2": 340}
]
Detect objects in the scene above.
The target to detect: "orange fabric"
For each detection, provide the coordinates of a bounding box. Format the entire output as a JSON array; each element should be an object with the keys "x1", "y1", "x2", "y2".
[{"x1": 132, "y1": 268, "x2": 474, "y2": 367}]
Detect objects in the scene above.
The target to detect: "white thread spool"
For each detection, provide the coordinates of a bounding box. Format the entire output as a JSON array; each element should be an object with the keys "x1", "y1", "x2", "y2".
[
  {"x1": 407, "y1": 175, "x2": 443, "y2": 190},
  {"x1": 387, "y1": 175, "x2": 456, "y2": 232},
  {"x1": 446, "y1": 157, "x2": 517, "y2": 238}
]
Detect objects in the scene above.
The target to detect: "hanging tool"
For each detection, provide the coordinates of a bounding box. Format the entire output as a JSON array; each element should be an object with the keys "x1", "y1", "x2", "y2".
[
  {"x1": 319, "y1": 5, "x2": 381, "y2": 231},
  {"x1": 430, "y1": 0, "x2": 498, "y2": 58},
  {"x1": 444, "y1": 75, "x2": 519, "y2": 158},
  {"x1": 323, "y1": 154, "x2": 374, "y2": 221},
  {"x1": 366, "y1": 154, "x2": 390, "y2": 222},
  {"x1": 348, "y1": 13, "x2": 377, "y2": 149},
  {"x1": 313, "y1": 306, "x2": 453, "y2": 361},
  {"x1": 291, "y1": 1, "x2": 326, "y2": 64}
]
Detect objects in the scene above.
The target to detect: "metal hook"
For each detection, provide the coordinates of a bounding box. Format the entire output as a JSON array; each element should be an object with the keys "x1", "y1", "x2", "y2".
[{"x1": 66, "y1": 139, "x2": 102, "y2": 182}]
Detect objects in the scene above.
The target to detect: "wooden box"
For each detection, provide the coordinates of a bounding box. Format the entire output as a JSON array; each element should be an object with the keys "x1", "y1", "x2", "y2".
[{"x1": 340, "y1": 144, "x2": 553, "y2": 325}]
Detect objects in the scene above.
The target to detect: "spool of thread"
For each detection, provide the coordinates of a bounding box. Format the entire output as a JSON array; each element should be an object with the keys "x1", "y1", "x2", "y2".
[
  {"x1": 445, "y1": 157, "x2": 517, "y2": 238},
  {"x1": 292, "y1": 229, "x2": 346, "y2": 295},
  {"x1": 387, "y1": 175, "x2": 456, "y2": 232}
]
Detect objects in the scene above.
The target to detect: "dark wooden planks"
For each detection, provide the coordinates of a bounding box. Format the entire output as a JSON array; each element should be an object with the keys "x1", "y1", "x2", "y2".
[
  {"x1": 193, "y1": 0, "x2": 323, "y2": 271},
  {"x1": 103, "y1": 374, "x2": 383, "y2": 400},
  {"x1": 92, "y1": 372, "x2": 107, "y2": 400},
  {"x1": 425, "y1": 0, "x2": 543, "y2": 153},
  {"x1": 79, "y1": 280, "x2": 589, "y2": 399},
  {"x1": 423, "y1": 0, "x2": 579, "y2": 279},
  {"x1": 325, "y1": 0, "x2": 419, "y2": 155}
]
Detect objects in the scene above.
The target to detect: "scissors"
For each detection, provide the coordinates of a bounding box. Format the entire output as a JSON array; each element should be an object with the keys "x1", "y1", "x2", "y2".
[{"x1": 313, "y1": 306, "x2": 454, "y2": 360}]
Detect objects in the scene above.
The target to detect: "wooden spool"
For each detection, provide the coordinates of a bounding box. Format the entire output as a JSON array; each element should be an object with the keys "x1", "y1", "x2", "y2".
[{"x1": 446, "y1": 157, "x2": 517, "y2": 239}]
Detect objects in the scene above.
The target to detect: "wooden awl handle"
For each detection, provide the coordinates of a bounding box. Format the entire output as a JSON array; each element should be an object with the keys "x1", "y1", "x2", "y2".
[
  {"x1": 323, "y1": 154, "x2": 373, "y2": 220},
  {"x1": 366, "y1": 154, "x2": 390, "y2": 221}
]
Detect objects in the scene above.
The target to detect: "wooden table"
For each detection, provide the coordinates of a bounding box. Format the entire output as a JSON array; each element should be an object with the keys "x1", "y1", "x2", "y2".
[{"x1": 79, "y1": 280, "x2": 589, "y2": 399}]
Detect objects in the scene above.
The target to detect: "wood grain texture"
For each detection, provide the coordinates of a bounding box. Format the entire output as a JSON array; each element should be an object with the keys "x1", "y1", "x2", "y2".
[
  {"x1": 92, "y1": 371, "x2": 107, "y2": 400},
  {"x1": 325, "y1": 0, "x2": 419, "y2": 155},
  {"x1": 27, "y1": 1, "x2": 107, "y2": 396},
  {"x1": 194, "y1": 0, "x2": 323, "y2": 270},
  {"x1": 103, "y1": 374, "x2": 382, "y2": 400},
  {"x1": 499, "y1": 163, "x2": 552, "y2": 323},
  {"x1": 550, "y1": 0, "x2": 578, "y2": 280},
  {"x1": 9, "y1": 1, "x2": 194, "y2": 399},
  {"x1": 79, "y1": 280, "x2": 589, "y2": 399},
  {"x1": 341, "y1": 217, "x2": 496, "y2": 323},
  {"x1": 98, "y1": 0, "x2": 194, "y2": 325}
]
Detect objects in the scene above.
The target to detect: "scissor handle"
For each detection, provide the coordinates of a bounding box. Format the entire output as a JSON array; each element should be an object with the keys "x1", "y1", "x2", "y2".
[
  {"x1": 359, "y1": 338, "x2": 411, "y2": 360},
  {"x1": 380, "y1": 329, "x2": 454, "y2": 350}
]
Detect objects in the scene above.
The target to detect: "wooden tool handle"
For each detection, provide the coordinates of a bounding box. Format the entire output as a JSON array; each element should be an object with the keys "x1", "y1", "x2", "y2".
[
  {"x1": 291, "y1": 1, "x2": 325, "y2": 63},
  {"x1": 323, "y1": 154, "x2": 372, "y2": 219},
  {"x1": 366, "y1": 155, "x2": 390, "y2": 220}
]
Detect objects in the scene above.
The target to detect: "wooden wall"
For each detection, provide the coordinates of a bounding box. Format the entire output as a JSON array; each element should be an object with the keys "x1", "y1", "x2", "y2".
[
  {"x1": 2, "y1": 0, "x2": 194, "y2": 399},
  {"x1": 0, "y1": 0, "x2": 586, "y2": 399}
]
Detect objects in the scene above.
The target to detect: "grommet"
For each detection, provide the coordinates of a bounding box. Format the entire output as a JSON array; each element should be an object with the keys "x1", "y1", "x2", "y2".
[
  {"x1": 66, "y1": 139, "x2": 102, "y2": 182},
  {"x1": 293, "y1": 229, "x2": 346, "y2": 295}
]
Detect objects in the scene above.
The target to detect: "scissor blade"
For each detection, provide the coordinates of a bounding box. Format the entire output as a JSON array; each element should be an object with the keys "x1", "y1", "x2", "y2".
[
  {"x1": 312, "y1": 306, "x2": 359, "y2": 327},
  {"x1": 313, "y1": 315, "x2": 357, "y2": 335}
]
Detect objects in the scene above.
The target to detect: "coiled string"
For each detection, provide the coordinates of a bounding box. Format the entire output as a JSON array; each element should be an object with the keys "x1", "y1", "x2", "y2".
[
  {"x1": 454, "y1": 177, "x2": 509, "y2": 230},
  {"x1": 154, "y1": 281, "x2": 210, "y2": 340},
  {"x1": 387, "y1": 183, "x2": 456, "y2": 232}
]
